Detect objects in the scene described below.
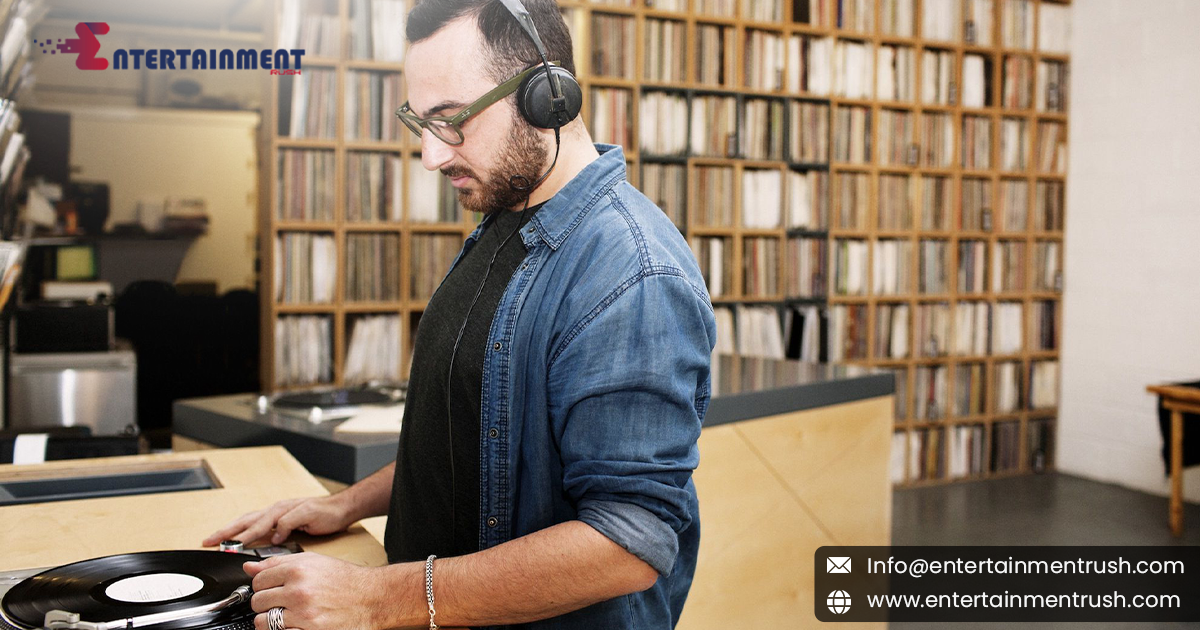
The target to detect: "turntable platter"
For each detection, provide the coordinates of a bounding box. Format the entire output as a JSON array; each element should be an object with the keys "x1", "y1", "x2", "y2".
[{"x1": 1, "y1": 551, "x2": 255, "y2": 630}]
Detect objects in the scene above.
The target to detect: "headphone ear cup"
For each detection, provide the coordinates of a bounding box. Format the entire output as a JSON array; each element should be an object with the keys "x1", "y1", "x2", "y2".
[{"x1": 517, "y1": 65, "x2": 583, "y2": 130}]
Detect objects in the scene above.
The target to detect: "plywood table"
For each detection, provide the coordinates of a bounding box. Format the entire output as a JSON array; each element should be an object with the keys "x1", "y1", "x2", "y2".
[
  {"x1": 0, "y1": 446, "x2": 387, "y2": 572},
  {"x1": 1147, "y1": 383, "x2": 1200, "y2": 537}
]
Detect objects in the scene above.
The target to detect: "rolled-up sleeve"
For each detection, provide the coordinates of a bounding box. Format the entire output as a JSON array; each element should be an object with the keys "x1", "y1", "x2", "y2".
[{"x1": 547, "y1": 270, "x2": 715, "y2": 575}]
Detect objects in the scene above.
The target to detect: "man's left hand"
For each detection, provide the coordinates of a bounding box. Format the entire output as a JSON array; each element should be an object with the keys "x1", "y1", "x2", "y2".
[{"x1": 245, "y1": 553, "x2": 382, "y2": 630}]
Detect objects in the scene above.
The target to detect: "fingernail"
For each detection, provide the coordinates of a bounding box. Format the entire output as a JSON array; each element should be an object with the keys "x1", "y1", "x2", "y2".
[{"x1": 271, "y1": 534, "x2": 283, "y2": 544}]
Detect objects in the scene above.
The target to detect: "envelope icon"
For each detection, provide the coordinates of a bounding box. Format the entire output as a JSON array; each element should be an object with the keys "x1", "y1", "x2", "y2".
[{"x1": 827, "y1": 557, "x2": 851, "y2": 573}]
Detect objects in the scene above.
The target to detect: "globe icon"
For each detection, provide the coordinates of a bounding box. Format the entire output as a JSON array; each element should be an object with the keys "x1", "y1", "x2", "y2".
[{"x1": 827, "y1": 590, "x2": 851, "y2": 614}]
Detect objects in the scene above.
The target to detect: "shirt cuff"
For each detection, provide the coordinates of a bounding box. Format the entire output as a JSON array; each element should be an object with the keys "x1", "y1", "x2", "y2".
[{"x1": 577, "y1": 498, "x2": 679, "y2": 576}]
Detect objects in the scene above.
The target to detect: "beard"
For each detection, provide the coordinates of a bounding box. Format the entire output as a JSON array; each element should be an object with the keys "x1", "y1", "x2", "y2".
[{"x1": 442, "y1": 118, "x2": 549, "y2": 215}]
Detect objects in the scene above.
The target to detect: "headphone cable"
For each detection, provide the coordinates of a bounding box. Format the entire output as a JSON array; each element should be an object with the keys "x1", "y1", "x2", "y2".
[{"x1": 443, "y1": 128, "x2": 561, "y2": 546}]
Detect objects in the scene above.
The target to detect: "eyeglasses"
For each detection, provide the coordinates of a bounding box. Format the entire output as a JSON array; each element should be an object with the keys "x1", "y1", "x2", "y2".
[{"x1": 395, "y1": 63, "x2": 556, "y2": 146}]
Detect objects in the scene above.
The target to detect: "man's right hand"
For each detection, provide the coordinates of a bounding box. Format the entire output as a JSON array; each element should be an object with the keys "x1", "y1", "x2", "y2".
[{"x1": 201, "y1": 495, "x2": 354, "y2": 548}]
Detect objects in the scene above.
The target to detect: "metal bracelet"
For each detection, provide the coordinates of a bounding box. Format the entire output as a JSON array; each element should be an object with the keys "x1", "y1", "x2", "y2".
[{"x1": 425, "y1": 554, "x2": 438, "y2": 630}]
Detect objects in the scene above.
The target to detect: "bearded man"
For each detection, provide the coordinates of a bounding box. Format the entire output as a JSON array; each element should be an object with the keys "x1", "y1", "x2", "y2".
[{"x1": 207, "y1": 0, "x2": 715, "y2": 627}]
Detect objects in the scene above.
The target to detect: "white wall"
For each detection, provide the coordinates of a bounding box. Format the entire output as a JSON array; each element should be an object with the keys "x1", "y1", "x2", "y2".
[
  {"x1": 45, "y1": 106, "x2": 261, "y2": 293},
  {"x1": 1058, "y1": 0, "x2": 1200, "y2": 499}
]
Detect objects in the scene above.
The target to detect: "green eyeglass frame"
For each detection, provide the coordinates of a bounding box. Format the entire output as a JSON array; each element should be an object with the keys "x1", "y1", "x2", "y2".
[{"x1": 395, "y1": 63, "x2": 559, "y2": 146}]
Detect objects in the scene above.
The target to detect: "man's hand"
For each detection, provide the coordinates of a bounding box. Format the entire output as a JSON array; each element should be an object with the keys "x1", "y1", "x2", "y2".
[
  {"x1": 246, "y1": 554, "x2": 468, "y2": 630},
  {"x1": 245, "y1": 554, "x2": 379, "y2": 630},
  {"x1": 202, "y1": 496, "x2": 352, "y2": 548}
]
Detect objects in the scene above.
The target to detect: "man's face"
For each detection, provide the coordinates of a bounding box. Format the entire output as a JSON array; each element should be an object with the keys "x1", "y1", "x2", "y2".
[{"x1": 405, "y1": 17, "x2": 548, "y2": 214}]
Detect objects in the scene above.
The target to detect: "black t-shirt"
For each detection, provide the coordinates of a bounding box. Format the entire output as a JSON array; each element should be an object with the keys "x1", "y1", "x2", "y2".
[{"x1": 385, "y1": 203, "x2": 542, "y2": 563}]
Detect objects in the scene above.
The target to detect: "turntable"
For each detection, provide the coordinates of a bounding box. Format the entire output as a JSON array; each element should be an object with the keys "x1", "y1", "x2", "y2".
[
  {"x1": 0, "y1": 548, "x2": 298, "y2": 630},
  {"x1": 253, "y1": 384, "x2": 405, "y2": 424}
]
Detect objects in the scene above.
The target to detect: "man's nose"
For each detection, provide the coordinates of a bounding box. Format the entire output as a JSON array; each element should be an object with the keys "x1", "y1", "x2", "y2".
[{"x1": 420, "y1": 130, "x2": 454, "y2": 171}]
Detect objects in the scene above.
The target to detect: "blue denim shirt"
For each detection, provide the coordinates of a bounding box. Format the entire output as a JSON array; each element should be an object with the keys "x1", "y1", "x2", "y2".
[{"x1": 443, "y1": 144, "x2": 716, "y2": 629}]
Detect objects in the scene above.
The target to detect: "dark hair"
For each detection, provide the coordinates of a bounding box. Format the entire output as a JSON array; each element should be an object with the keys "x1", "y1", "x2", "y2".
[{"x1": 406, "y1": 0, "x2": 576, "y2": 84}]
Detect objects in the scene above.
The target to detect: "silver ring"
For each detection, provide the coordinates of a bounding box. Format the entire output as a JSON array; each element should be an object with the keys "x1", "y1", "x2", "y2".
[{"x1": 267, "y1": 606, "x2": 285, "y2": 630}]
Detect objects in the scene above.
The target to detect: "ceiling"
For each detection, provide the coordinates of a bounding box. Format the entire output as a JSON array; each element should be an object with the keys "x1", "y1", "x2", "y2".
[{"x1": 41, "y1": 0, "x2": 267, "y2": 34}]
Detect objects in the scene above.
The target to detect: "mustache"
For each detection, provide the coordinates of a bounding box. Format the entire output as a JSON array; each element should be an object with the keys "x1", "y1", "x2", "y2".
[{"x1": 441, "y1": 165, "x2": 477, "y2": 180}]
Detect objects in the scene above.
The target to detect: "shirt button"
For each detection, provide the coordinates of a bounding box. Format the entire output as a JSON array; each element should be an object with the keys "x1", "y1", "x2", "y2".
[
  {"x1": 488, "y1": 427, "x2": 499, "y2": 439},
  {"x1": 526, "y1": 227, "x2": 535, "y2": 234},
  {"x1": 493, "y1": 342, "x2": 502, "y2": 351},
  {"x1": 522, "y1": 263, "x2": 528, "y2": 270},
  {"x1": 487, "y1": 517, "x2": 498, "y2": 528}
]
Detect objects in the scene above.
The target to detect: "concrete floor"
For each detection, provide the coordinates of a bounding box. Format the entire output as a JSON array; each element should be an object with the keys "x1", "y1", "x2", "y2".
[{"x1": 890, "y1": 473, "x2": 1200, "y2": 629}]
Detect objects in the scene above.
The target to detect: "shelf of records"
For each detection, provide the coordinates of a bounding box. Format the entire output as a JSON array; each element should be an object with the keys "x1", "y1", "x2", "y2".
[
  {"x1": 273, "y1": 229, "x2": 466, "y2": 307},
  {"x1": 0, "y1": 0, "x2": 41, "y2": 104},
  {"x1": 712, "y1": 300, "x2": 1057, "y2": 381},
  {"x1": 891, "y1": 355, "x2": 1060, "y2": 419},
  {"x1": 273, "y1": 60, "x2": 1068, "y2": 166},
  {"x1": 769, "y1": 105, "x2": 1066, "y2": 172},
  {"x1": 271, "y1": 207, "x2": 1063, "y2": 385},
  {"x1": 276, "y1": 69, "x2": 404, "y2": 141},
  {"x1": 0, "y1": 99, "x2": 29, "y2": 194},
  {"x1": 591, "y1": 88, "x2": 833, "y2": 162},
  {"x1": 570, "y1": 0, "x2": 1070, "y2": 90},
  {"x1": 273, "y1": 312, "x2": 405, "y2": 388},
  {"x1": 691, "y1": 234, "x2": 1060, "y2": 302},
  {"x1": 273, "y1": 147, "x2": 842, "y2": 232},
  {"x1": 821, "y1": 176, "x2": 1063, "y2": 234},
  {"x1": 276, "y1": 0, "x2": 407, "y2": 62},
  {"x1": 590, "y1": 90, "x2": 1069, "y2": 176},
  {"x1": 892, "y1": 415, "x2": 1055, "y2": 484},
  {"x1": 274, "y1": 149, "x2": 465, "y2": 223},
  {"x1": 270, "y1": 307, "x2": 1060, "y2": 429},
  {"x1": 828, "y1": 238, "x2": 1062, "y2": 296}
]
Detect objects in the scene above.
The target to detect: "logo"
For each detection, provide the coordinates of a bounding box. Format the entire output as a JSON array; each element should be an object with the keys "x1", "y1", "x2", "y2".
[
  {"x1": 35, "y1": 22, "x2": 304, "y2": 74},
  {"x1": 36, "y1": 22, "x2": 109, "y2": 70},
  {"x1": 827, "y1": 556, "x2": 851, "y2": 573},
  {"x1": 827, "y1": 590, "x2": 851, "y2": 615}
]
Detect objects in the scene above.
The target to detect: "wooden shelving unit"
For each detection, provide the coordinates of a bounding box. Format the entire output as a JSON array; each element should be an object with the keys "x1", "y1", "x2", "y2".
[
  {"x1": 261, "y1": 0, "x2": 475, "y2": 390},
  {"x1": 559, "y1": 0, "x2": 1069, "y2": 485},
  {"x1": 817, "y1": 0, "x2": 1067, "y2": 485}
]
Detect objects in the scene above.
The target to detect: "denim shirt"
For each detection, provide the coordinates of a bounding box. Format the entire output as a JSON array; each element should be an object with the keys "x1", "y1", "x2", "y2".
[{"x1": 442, "y1": 144, "x2": 716, "y2": 629}]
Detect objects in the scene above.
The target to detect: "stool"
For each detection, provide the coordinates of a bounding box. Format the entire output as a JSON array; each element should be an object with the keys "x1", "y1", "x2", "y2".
[{"x1": 1146, "y1": 383, "x2": 1200, "y2": 537}]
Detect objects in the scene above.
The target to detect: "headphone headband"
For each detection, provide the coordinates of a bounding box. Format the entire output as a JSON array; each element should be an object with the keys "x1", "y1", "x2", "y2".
[{"x1": 495, "y1": 0, "x2": 551, "y2": 63}]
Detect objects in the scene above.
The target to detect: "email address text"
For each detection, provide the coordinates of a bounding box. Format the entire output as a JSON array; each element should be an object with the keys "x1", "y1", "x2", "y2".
[{"x1": 869, "y1": 557, "x2": 1184, "y2": 579}]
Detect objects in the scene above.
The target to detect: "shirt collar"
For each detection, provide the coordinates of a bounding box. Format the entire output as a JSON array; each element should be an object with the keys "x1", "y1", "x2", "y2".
[{"x1": 520, "y1": 143, "x2": 626, "y2": 251}]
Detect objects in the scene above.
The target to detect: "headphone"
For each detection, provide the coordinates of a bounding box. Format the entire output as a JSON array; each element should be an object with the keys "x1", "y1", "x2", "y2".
[{"x1": 497, "y1": 0, "x2": 583, "y2": 131}]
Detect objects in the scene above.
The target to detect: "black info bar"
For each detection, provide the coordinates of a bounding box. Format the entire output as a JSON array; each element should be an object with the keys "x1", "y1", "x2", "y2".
[{"x1": 814, "y1": 546, "x2": 1200, "y2": 623}]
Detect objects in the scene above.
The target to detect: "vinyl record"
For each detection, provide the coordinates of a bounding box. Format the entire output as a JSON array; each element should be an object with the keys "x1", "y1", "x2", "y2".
[{"x1": 2, "y1": 551, "x2": 255, "y2": 630}]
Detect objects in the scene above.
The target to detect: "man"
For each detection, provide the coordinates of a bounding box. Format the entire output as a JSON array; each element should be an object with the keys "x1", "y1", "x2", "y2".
[{"x1": 205, "y1": 0, "x2": 715, "y2": 627}]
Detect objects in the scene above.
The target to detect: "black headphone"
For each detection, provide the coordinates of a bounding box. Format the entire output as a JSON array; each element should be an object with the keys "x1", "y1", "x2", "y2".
[{"x1": 496, "y1": 0, "x2": 583, "y2": 130}]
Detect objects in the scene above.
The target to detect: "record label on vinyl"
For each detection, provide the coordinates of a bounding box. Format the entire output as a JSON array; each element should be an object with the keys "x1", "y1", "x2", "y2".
[{"x1": 105, "y1": 573, "x2": 206, "y2": 603}]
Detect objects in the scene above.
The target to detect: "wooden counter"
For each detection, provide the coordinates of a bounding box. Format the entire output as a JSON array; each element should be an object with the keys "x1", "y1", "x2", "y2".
[
  {"x1": 0, "y1": 446, "x2": 387, "y2": 572},
  {"x1": 2, "y1": 390, "x2": 890, "y2": 629},
  {"x1": 679, "y1": 394, "x2": 892, "y2": 630}
]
